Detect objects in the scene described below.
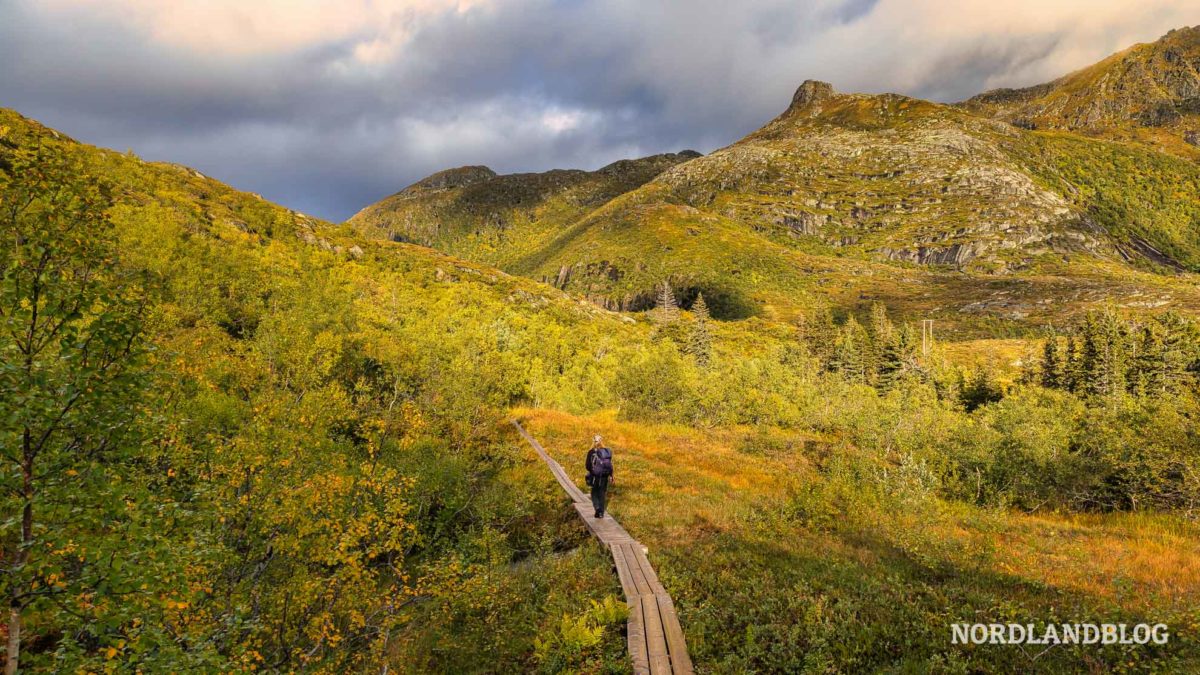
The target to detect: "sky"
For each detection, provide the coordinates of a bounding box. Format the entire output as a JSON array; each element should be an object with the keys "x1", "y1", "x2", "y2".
[{"x1": 1, "y1": 1, "x2": 1197, "y2": 222}]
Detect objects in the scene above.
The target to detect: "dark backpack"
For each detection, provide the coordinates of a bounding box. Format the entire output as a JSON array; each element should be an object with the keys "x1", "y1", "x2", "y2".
[{"x1": 593, "y1": 447, "x2": 613, "y2": 476}]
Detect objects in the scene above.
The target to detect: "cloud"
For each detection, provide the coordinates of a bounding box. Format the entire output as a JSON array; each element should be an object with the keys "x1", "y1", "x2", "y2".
[
  {"x1": 37, "y1": 0, "x2": 487, "y2": 59},
  {"x1": 2, "y1": 0, "x2": 1197, "y2": 220}
]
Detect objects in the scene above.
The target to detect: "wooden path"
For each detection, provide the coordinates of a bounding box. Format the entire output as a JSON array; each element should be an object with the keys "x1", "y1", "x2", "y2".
[{"x1": 512, "y1": 420, "x2": 694, "y2": 675}]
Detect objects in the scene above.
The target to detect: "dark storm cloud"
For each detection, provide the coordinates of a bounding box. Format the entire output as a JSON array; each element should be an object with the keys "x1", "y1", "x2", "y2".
[{"x1": 1, "y1": 0, "x2": 1196, "y2": 221}]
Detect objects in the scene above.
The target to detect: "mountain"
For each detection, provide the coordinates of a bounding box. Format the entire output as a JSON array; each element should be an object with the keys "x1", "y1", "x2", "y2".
[
  {"x1": 963, "y1": 26, "x2": 1200, "y2": 158},
  {"x1": 350, "y1": 58, "x2": 1200, "y2": 335},
  {"x1": 349, "y1": 151, "x2": 700, "y2": 269}
]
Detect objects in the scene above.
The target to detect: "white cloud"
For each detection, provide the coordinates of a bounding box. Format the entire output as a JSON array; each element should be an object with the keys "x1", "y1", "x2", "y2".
[{"x1": 37, "y1": 0, "x2": 488, "y2": 58}]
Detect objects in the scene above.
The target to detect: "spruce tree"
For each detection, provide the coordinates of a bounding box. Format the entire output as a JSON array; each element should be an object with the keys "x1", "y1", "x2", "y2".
[
  {"x1": 962, "y1": 368, "x2": 1002, "y2": 411},
  {"x1": 1152, "y1": 312, "x2": 1193, "y2": 395},
  {"x1": 866, "y1": 302, "x2": 894, "y2": 384},
  {"x1": 654, "y1": 280, "x2": 680, "y2": 324},
  {"x1": 1040, "y1": 328, "x2": 1061, "y2": 389},
  {"x1": 869, "y1": 302, "x2": 895, "y2": 345},
  {"x1": 1130, "y1": 322, "x2": 1162, "y2": 395},
  {"x1": 1063, "y1": 334, "x2": 1081, "y2": 392},
  {"x1": 686, "y1": 292, "x2": 713, "y2": 367},
  {"x1": 805, "y1": 307, "x2": 838, "y2": 370},
  {"x1": 1080, "y1": 309, "x2": 1129, "y2": 397},
  {"x1": 832, "y1": 316, "x2": 870, "y2": 383},
  {"x1": 877, "y1": 323, "x2": 918, "y2": 390}
]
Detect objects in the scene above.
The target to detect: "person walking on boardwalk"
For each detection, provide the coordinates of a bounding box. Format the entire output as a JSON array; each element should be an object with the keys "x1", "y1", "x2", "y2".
[{"x1": 585, "y1": 435, "x2": 614, "y2": 518}]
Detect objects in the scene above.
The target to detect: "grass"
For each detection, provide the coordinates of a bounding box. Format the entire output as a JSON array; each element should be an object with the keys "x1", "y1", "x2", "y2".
[{"x1": 512, "y1": 407, "x2": 1200, "y2": 673}]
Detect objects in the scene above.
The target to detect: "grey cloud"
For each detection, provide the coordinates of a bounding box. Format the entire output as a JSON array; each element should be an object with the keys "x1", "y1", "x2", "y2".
[{"x1": 1, "y1": 0, "x2": 1195, "y2": 221}]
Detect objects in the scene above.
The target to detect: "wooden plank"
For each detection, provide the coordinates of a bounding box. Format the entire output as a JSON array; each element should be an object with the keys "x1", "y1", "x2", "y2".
[
  {"x1": 631, "y1": 546, "x2": 666, "y2": 595},
  {"x1": 656, "y1": 594, "x2": 693, "y2": 674},
  {"x1": 622, "y1": 543, "x2": 654, "y2": 597},
  {"x1": 610, "y1": 543, "x2": 639, "y2": 601},
  {"x1": 627, "y1": 595, "x2": 651, "y2": 675},
  {"x1": 574, "y1": 503, "x2": 637, "y2": 544},
  {"x1": 642, "y1": 591, "x2": 671, "y2": 674}
]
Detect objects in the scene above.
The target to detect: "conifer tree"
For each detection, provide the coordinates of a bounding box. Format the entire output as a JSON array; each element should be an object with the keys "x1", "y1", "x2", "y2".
[
  {"x1": 686, "y1": 292, "x2": 713, "y2": 367},
  {"x1": 1040, "y1": 328, "x2": 1061, "y2": 389},
  {"x1": 1062, "y1": 334, "x2": 1081, "y2": 392},
  {"x1": 877, "y1": 323, "x2": 919, "y2": 390},
  {"x1": 1079, "y1": 309, "x2": 1129, "y2": 397},
  {"x1": 654, "y1": 280, "x2": 680, "y2": 324},
  {"x1": 805, "y1": 306, "x2": 838, "y2": 369},
  {"x1": 1130, "y1": 322, "x2": 1162, "y2": 395},
  {"x1": 1151, "y1": 312, "x2": 1194, "y2": 395},
  {"x1": 831, "y1": 316, "x2": 870, "y2": 383},
  {"x1": 869, "y1": 302, "x2": 895, "y2": 345},
  {"x1": 866, "y1": 302, "x2": 895, "y2": 384},
  {"x1": 962, "y1": 368, "x2": 1002, "y2": 411}
]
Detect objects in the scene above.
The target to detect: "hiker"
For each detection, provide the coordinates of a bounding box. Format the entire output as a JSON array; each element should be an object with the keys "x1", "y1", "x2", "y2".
[{"x1": 585, "y1": 435, "x2": 614, "y2": 518}]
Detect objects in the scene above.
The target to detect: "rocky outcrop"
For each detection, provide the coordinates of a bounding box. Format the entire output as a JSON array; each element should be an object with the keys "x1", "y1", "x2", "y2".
[
  {"x1": 788, "y1": 80, "x2": 835, "y2": 113},
  {"x1": 398, "y1": 165, "x2": 497, "y2": 196}
]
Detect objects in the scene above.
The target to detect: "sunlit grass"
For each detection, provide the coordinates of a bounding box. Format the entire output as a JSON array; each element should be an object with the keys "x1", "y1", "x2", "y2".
[{"x1": 514, "y1": 407, "x2": 1200, "y2": 671}]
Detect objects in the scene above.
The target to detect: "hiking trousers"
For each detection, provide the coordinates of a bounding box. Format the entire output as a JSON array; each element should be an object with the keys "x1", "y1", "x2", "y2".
[{"x1": 590, "y1": 475, "x2": 609, "y2": 517}]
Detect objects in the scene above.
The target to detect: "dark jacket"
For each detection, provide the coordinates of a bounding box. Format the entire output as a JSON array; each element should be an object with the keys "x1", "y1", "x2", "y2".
[{"x1": 585, "y1": 447, "x2": 614, "y2": 480}]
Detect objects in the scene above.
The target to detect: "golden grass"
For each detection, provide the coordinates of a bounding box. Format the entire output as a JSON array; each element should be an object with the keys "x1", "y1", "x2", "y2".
[{"x1": 514, "y1": 407, "x2": 1200, "y2": 617}]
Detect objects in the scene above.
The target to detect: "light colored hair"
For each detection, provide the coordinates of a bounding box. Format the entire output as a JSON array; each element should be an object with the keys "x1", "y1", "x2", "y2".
[{"x1": 593, "y1": 435, "x2": 603, "y2": 446}]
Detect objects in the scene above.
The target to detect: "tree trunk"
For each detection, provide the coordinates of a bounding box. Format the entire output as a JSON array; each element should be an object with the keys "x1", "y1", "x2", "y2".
[
  {"x1": 5, "y1": 605, "x2": 19, "y2": 675},
  {"x1": 7, "y1": 429, "x2": 33, "y2": 675}
]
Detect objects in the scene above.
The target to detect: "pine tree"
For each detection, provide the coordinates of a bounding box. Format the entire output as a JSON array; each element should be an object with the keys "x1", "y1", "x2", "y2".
[
  {"x1": 686, "y1": 292, "x2": 713, "y2": 367},
  {"x1": 1062, "y1": 334, "x2": 1081, "y2": 392},
  {"x1": 1040, "y1": 328, "x2": 1061, "y2": 389},
  {"x1": 1080, "y1": 309, "x2": 1129, "y2": 397},
  {"x1": 654, "y1": 280, "x2": 680, "y2": 324},
  {"x1": 804, "y1": 307, "x2": 838, "y2": 369},
  {"x1": 831, "y1": 316, "x2": 870, "y2": 383},
  {"x1": 877, "y1": 323, "x2": 918, "y2": 390}
]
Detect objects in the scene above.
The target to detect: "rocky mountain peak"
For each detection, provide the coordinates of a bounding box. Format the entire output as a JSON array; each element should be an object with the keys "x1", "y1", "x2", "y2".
[
  {"x1": 400, "y1": 165, "x2": 497, "y2": 196},
  {"x1": 788, "y1": 80, "x2": 835, "y2": 112}
]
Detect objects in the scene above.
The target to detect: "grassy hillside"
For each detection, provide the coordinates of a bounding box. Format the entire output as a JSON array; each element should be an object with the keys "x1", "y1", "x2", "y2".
[
  {"x1": 963, "y1": 26, "x2": 1200, "y2": 159},
  {"x1": 348, "y1": 151, "x2": 700, "y2": 269},
  {"x1": 1, "y1": 107, "x2": 650, "y2": 672}
]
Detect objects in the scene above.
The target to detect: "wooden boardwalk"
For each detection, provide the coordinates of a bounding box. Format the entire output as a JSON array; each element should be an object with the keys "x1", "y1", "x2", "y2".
[{"x1": 513, "y1": 420, "x2": 694, "y2": 675}]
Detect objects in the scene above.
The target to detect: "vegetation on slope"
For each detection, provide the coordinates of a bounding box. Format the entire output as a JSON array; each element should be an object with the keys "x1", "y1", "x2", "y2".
[
  {"x1": 348, "y1": 151, "x2": 700, "y2": 269},
  {"x1": 7, "y1": 24, "x2": 1200, "y2": 671},
  {"x1": 521, "y1": 408, "x2": 1200, "y2": 673},
  {"x1": 1, "y1": 108, "x2": 643, "y2": 672}
]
